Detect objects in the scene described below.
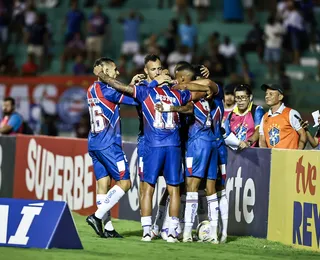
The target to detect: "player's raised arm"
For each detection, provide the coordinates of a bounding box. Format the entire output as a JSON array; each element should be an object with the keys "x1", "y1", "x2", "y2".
[{"x1": 93, "y1": 65, "x2": 135, "y2": 95}]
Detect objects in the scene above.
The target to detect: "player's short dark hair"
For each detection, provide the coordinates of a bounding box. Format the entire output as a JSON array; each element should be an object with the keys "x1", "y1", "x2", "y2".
[
  {"x1": 144, "y1": 54, "x2": 161, "y2": 65},
  {"x1": 234, "y1": 84, "x2": 252, "y2": 96},
  {"x1": 175, "y1": 62, "x2": 196, "y2": 80},
  {"x1": 193, "y1": 64, "x2": 203, "y2": 79},
  {"x1": 174, "y1": 61, "x2": 191, "y2": 72},
  {"x1": 4, "y1": 97, "x2": 15, "y2": 106},
  {"x1": 93, "y1": 57, "x2": 114, "y2": 68}
]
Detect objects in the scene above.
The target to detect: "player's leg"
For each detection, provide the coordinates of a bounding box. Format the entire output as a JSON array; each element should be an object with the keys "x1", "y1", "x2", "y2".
[
  {"x1": 163, "y1": 146, "x2": 184, "y2": 243},
  {"x1": 216, "y1": 143, "x2": 229, "y2": 243},
  {"x1": 183, "y1": 139, "x2": 210, "y2": 242},
  {"x1": 152, "y1": 188, "x2": 169, "y2": 237},
  {"x1": 197, "y1": 180, "x2": 208, "y2": 224},
  {"x1": 93, "y1": 145, "x2": 131, "y2": 236},
  {"x1": 86, "y1": 151, "x2": 108, "y2": 237},
  {"x1": 140, "y1": 146, "x2": 165, "y2": 241},
  {"x1": 206, "y1": 144, "x2": 219, "y2": 244}
]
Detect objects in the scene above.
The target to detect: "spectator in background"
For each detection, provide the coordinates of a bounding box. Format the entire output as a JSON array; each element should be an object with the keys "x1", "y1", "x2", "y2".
[
  {"x1": 193, "y1": 0, "x2": 210, "y2": 23},
  {"x1": 299, "y1": 116, "x2": 320, "y2": 149},
  {"x1": 283, "y1": 0, "x2": 305, "y2": 64},
  {"x1": 25, "y1": 12, "x2": 48, "y2": 71},
  {"x1": 0, "y1": 97, "x2": 23, "y2": 135},
  {"x1": 219, "y1": 36, "x2": 237, "y2": 74},
  {"x1": 259, "y1": 83, "x2": 306, "y2": 149},
  {"x1": 73, "y1": 54, "x2": 88, "y2": 75},
  {"x1": 74, "y1": 112, "x2": 90, "y2": 138},
  {"x1": 118, "y1": 10, "x2": 143, "y2": 57},
  {"x1": 10, "y1": 0, "x2": 26, "y2": 44},
  {"x1": 264, "y1": 15, "x2": 285, "y2": 79},
  {"x1": 299, "y1": 0, "x2": 317, "y2": 51},
  {"x1": 178, "y1": 15, "x2": 197, "y2": 51},
  {"x1": 167, "y1": 44, "x2": 192, "y2": 75},
  {"x1": 0, "y1": 0, "x2": 10, "y2": 58},
  {"x1": 64, "y1": 1, "x2": 85, "y2": 44},
  {"x1": 86, "y1": 4, "x2": 109, "y2": 65},
  {"x1": 132, "y1": 46, "x2": 146, "y2": 74},
  {"x1": 0, "y1": 54, "x2": 19, "y2": 76},
  {"x1": 242, "y1": 0, "x2": 254, "y2": 22},
  {"x1": 60, "y1": 32, "x2": 86, "y2": 73},
  {"x1": 175, "y1": 0, "x2": 189, "y2": 16},
  {"x1": 224, "y1": 84, "x2": 265, "y2": 148},
  {"x1": 222, "y1": 83, "x2": 236, "y2": 123},
  {"x1": 239, "y1": 22, "x2": 264, "y2": 63},
  {"x1": 163, "y1": 18, "x2": 178, "y2": 55},
  {"x1": 22, "y1": 53, "x2": 38, "y2": 76},
  {"x1": 109, "y1": 0, "x2": 126, "y2": 7},
  {"x1": 24, "y1": 0, "x2": 37, "y2": 30},
  {"x1": 40, "y1": 113, "x2": 59, "y2": 136}
]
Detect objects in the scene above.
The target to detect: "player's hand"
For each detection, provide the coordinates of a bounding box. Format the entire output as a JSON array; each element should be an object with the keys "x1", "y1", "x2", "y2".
[
  {"x1": 200, "y1": 65, "x2": 210, "y2": 78},
  {"x1": 298, "y1": 118, "x2": 309, "y2": 130},
  {"x1": 155, "y1": 103, "x2": 164, "y2": 112},
  {"x1": 93, "y1": 65, "x2": 103, "y2": 76},
  {"x1": 130, "y1": 74, "x2": 146, "y2": 85},
  {"x1": 238, "y1": 141, "x2": 249, "y2": 150},
  {"x1": 205, "y1": 88, "x2": 214, "y2": 100},
  {"x1": 154, "y1": 74, "x2": 173, "y2": 86}
]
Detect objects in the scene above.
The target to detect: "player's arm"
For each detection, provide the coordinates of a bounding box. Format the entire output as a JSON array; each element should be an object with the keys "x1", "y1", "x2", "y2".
[
  {"x1": 298, "y1": 119, "x2": 319, "y2": 148},
  {"x1": 94, "y1": 66, "x2": 134, "y2": 96},
  {"x1": 170, "y1": 102, "x2": 193, "y2": 114}
]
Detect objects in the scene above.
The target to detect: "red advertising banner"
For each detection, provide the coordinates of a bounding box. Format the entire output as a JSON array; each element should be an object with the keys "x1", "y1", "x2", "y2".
[
  {"x1": 0, "y1": 76, "x2": 95, "y2": 131},
  {"x1": 13, "y1": 134, "x2": 119, "y2": 217}
]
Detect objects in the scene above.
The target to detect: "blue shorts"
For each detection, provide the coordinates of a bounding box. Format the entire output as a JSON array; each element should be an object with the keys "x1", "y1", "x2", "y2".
[
  {"x1": 137, "y1": 139, "x2": 144, "y2": 182},
  {"x1": 264, "y1": 47, "x2": 281, "y2": 63},
  {"x1": 185, "y1": 138, "x2": 218, "y2": 180},
  {"x1": 143, "y1": 146, "x2": 183, "y2": 186},
  {"x1": 89, "y1": 144, "x2": 130, "y2": 181}
]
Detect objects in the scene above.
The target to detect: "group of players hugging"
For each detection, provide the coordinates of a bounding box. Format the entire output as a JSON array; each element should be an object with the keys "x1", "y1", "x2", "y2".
[{"x1": 85, "y1": 54, "x2": 242, "y2": 244}]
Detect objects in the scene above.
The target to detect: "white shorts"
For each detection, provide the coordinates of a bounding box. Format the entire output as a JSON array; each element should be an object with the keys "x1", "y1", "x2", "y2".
[
  {"x1": 242, "y1": 0, "x2": 253, "y2": 8},
  {"x1": 27, "y1": 44, "x2": 44, "y2": 57},
  {"x1": 86, "y1": 36, "x2": 103, "y2": 54},
  {"x1": 193, "y1": 0, "x2": 210, "y2": 7},
  {"x1": 121, "y1": 41, "x2": 139, "y2": 55}
]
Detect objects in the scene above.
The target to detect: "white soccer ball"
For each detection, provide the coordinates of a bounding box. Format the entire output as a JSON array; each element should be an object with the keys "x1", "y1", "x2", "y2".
[{"x1": 196, "y1": 220, "x2": 212, "y2": 241}]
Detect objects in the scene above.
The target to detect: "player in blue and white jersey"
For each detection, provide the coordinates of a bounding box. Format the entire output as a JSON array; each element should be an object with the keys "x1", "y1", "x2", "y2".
[
  {"x1": 86, "y1": 57, "x2": 139, "y2": 238},
  {"x1": 93, "y1": 65, "x2": 214, "y2": 243}
]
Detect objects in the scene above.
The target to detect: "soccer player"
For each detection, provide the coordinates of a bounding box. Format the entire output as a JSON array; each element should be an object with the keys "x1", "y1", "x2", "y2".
[
  {"x1": 93, "y1": 65, "x2": 214, "y2": 243},
  {"x1": 224, "y1": 84, "x2": 265, "y2": 149},
  {"x1": 162, "y1": 63, "x2": 221, "y2": 243},
  {"x1": 86, "y1": 57, "x2": 140, "y2": 238}
]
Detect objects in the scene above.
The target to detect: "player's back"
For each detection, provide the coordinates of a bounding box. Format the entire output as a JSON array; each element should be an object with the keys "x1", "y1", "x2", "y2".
[
  {"x1": 87, "y1": 81, "x2": 123, "y2": 151},
  {"x1": 134, "y1": 84, "x2": 191, "y2": 147}
]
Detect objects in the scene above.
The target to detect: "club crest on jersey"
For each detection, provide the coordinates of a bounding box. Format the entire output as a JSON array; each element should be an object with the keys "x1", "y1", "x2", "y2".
[
  {"x1": 235, "y1": 124, "x2": 248, "y2": 141},
  {"x1": 268, "y1": 124, "x2": 280, "y2": 146},
  {"x1": 156, "y1": 94, "x2": 176, "y2": 104}
]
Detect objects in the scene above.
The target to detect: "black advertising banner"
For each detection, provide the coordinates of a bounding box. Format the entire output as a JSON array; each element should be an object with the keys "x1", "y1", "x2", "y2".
[
  {"x1": 0, "y1": 136, "x2": 16, "y2": 198},
  {"x1": 226, "y1": 148, "x2": 271, "y2": 238}
]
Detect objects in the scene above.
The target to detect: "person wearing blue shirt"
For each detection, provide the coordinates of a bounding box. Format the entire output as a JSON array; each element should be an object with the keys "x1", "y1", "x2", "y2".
[
  {"x1": 178, "y1": 15, "x2": 197, "y2": 50},
  {"x1": 118, "y1": 10, "x2": 144, "y2": 56},
  {"x1": 0, "y1": 97, "x2": 23, "y2": 135},
  {"x1": 86, "y1": 57, "x2": 139, "y2": 239},
  {"x1": 93, "y1": 65, "x2": 213, "y2": 243}
]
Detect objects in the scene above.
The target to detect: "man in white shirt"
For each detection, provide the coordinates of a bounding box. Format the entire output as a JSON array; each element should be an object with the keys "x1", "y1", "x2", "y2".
[
  {"x1": 218, "y1": 36, "x2": 237, "y2": 74},
  {"x1": 264, "y1": 15, "x2": 285, "y2": 79},
  {"x1": 259, "y1": 83, "x2": 306, "y2": 150}
]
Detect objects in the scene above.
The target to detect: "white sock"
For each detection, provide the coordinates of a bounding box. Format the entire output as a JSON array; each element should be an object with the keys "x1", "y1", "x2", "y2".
[
  {"x1": 218, "y1": 189, "x2": 229, "y2": 237},
  {"x1": 168, "y1": 216, "x2": 179, "y2": 238},
  {"x1": 154, "y1": 203, "x2": 166, "y2": 229},
  {"x1": 95, "y1": 185, "x2": 125, "y2": 219},
  {"x1": 96, "y1": 194, "x2": 114, "y2": 231},
  {"x1": 179, "y1": 194, "x2": 186, "y2": 231},
  {"x1": 197, "y1": 189, "x2": 208, "y2": 224},
  {"x1": 184, "y1": 192, "x2": 198, "y2": 236},
  {"x1": 162, "y1": 197, "x2": 170, "y2": 230},
  {"x1": 207, "y1": 193, "x2": 219, "y2": 239},
  {"x1": 141, "y1": 216, "x2": 152, "y2": 237}
]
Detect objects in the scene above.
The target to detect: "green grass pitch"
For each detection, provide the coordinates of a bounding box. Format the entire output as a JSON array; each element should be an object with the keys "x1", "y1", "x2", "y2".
[{"x1": 0, "y1": 213, "x2": 319, "y2": 260}]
